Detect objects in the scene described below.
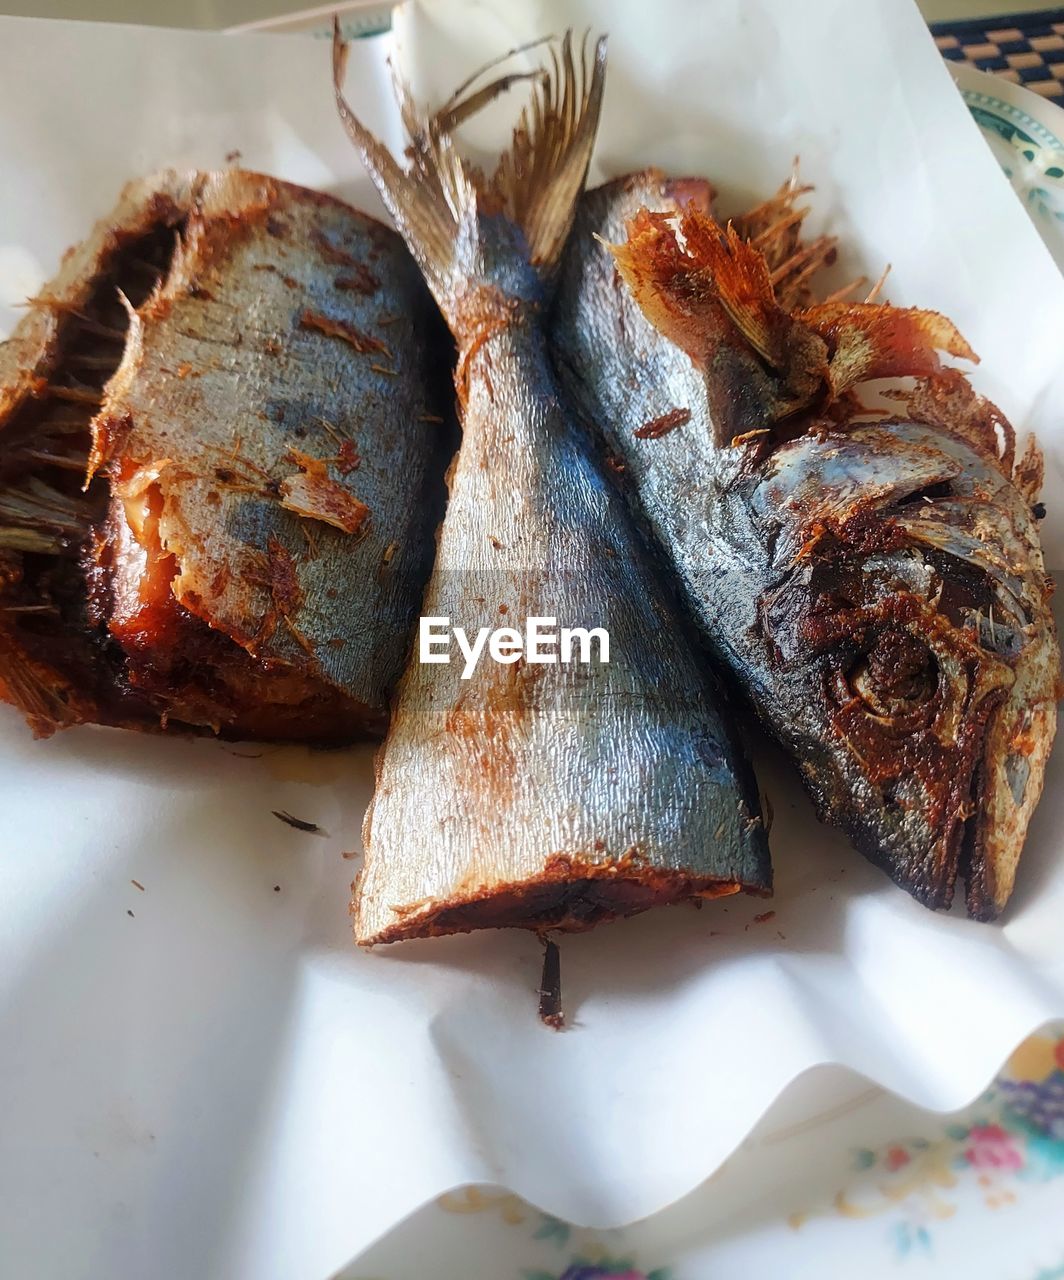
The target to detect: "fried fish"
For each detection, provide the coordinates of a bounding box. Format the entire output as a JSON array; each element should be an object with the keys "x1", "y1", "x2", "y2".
[
  {"x1": 0, "y1": 169, "x2": 447, "y2": 741},
  {"x1": 332, "y1": 34, "x2": 770, "y2": 943},
  {"x1": 552, "y1": 171, "x2": 1059, "y2": 918}
]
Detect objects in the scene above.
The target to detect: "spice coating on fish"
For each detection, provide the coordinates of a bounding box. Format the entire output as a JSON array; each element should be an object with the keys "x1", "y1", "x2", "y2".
[
  {"x1": 0, "y1": 169, "x2": 447, "y2": 741},
  {"x1": 333, "y1": 34, "x2": 770, "y2": 943},
  {"x1": 551, "y1": 171, "x2": 1059, "y2": 919}
]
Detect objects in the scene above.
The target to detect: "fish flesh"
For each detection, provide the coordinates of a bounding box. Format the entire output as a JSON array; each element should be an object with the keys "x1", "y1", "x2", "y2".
[
  {"x1": 551, "y1": 171, "x2": 1059, "y2": 919},
  {"x1": 332, "y1": 32, "x2": 770, "y2": 943},
  {"x1": 0, "y1": 168, "x2": 448, "y2": 741}
]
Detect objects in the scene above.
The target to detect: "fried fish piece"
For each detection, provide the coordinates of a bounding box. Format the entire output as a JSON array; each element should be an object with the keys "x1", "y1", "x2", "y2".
[
  {"x1": 551, "y1": 171, "x2": 1059, "y2": 918},
  {"x1": 332, "y1": 33, "x2": 770, "y2": 943},
  {"x1": 0, "y1": 169, "x2": 448, "y2": 741}
]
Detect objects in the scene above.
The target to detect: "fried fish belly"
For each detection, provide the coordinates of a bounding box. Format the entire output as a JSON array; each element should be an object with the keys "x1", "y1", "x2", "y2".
[
  {"x1": 551, "y1": 171, "x2": 1059, "y2": 920},
  {"x1": 332, "y1": 34, "x2": 770, "y2": 943},
  {"x1": 0, "y1": 169, "x2": 448, "y2": 742}
]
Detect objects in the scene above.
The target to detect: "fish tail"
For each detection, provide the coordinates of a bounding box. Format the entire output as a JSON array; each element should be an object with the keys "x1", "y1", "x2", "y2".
[
  {"x1": 332, "y1": 20, "x2": 607, "y2": 332},
  {"x1": 609, "y1": 200, "x2": 980, "y2": 444}
]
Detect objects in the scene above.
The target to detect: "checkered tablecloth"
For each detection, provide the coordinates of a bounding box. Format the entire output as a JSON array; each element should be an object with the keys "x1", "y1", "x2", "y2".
[{"x1": 934, "y1": 7, "x2": 1064, "y2": 100}]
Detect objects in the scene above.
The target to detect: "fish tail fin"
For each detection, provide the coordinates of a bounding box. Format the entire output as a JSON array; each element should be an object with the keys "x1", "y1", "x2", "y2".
[
  {"x1": 490, "y1": 31, "x2": 607, "y2": 274},
  {"x1": 610, "y1": 199, "x2": 978, "y2": 443},
  {"x1": 332, "y1": 23, "x2": 470, "y2": 303},
  {"x1": 332, "y1": 21, "x2": 606, "y2": 330}
]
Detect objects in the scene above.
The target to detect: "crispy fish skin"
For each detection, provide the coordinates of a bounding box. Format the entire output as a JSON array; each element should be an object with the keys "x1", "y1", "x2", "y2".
[
  {"x1": 0, "y1": 169, "x2": 447, "y2": 741},
  {"x1": 333, "y1": 35, "x2": 770, "y2": 943},
  {"x1": 551, "y1": 172, "x2": 1059, "y2": 919}
]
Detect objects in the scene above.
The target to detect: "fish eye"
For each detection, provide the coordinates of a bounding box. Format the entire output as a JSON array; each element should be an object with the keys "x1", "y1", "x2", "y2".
[{"x1": 845, "y1": 629, "x2": 938, "y2": 719}]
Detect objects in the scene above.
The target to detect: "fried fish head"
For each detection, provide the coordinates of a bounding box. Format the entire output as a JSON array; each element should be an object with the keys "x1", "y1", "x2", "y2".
[
  {"x1": 752, "y1": 420, "x2": 1058, "y2": 917},
  {"x1": 610, "y1": 195, "x2": 1060, "y2": 919}
]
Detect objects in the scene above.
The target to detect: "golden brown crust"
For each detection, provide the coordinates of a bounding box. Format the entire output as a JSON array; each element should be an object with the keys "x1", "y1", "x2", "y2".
[{"x1": 354, "y1": 846, "x2": 749, "y2": 945}]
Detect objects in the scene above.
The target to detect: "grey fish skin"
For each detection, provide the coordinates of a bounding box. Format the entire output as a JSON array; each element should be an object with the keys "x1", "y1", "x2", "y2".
[
  {"x1": 551, "y1": 172, "x2": 1059, "y2": 920},
  {"x1": 333, "y1": 36, "x2": 770, "y2": 943},
  {"x1": 0, "y1": 169, "x2": 448, "y2": 741}
]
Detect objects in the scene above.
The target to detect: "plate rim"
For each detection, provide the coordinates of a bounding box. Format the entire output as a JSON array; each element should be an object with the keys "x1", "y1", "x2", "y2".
[{"x1": 949, "y1": 60, "x2": 1064, "y2": 155}]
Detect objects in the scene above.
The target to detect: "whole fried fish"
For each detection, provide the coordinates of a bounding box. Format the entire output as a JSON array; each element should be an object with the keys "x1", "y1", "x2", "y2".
[
  {"x1": 332, "y1": 33, "x2": 770, "y2": 942},
  {"x1": 0, "y1": 169, "x2": 447, "y2": 741},
  {"x1": 551, "y1": 172, "x2": 1059, "y2": 919}
]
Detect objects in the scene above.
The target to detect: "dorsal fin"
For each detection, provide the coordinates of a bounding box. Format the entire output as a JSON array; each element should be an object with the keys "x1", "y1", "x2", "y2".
[{"x1": 609, "y1": 200, "x2": 979, "y2": 445}]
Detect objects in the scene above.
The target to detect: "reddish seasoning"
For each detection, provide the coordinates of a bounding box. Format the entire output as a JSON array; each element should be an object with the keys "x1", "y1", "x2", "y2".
[
  {"x1": 333, "y1": 266, "x2": 379, "y2": 295},
  {"x1": 265, "y1": 538, "x2": 304, "y2": 617},
  {"x1": 298, "y1": 308, "x2": 390, "y2": 357},
  {"x1": 336, "y1": 439, "x2": 361, "y2": 474},
  {"x1": 633, "y1": 407, "x2": 691, "y2": 439}
]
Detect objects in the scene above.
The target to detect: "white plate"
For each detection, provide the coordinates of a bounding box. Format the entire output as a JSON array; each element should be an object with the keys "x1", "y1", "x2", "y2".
[{"x1": 951, "y1": 62, "x2": 1064, "y2": 269}]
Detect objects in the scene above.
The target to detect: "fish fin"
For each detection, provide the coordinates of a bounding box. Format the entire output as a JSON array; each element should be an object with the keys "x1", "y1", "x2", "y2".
[
  {"x1": 609, "y1": 204, "x2": 828, "y2": 441},
  {"x1": 730, "y1": 171, "x2": 978, "y2": 395},
  {"x1": 0, "y1": 631, "x2": 78, "y2": 736},
  {"x1": 332, "y1": 20, "x2": 606, "y2": 324},
  {"x1": 431, "y1": 34, "x2": 555, "y2": 123},
  {"x1": 607, "y1": 206, "x2": 706, "y2": 359},
  {"x1": 611, "y1": 205, "x2": 796, "y2": 368},
  {"x1": 799, "y1": 301, "x2": 978, "y2": 397},
  {"x1": 1013, "y1": 433, "x2": 1044, "y2": 504},
  {"x1": 732, "y1": 166, "x2": 841, "y2": 311},
  {"x1": 332, "y1": 22, "x2": 467, "y2": 303},
  {"x1": 490, "y1": 31, "x2": 607, "y2": 273},
  {"x1": 614, "y1": 197, "x2": 984, "y2": 448},
  {"x1": 882, "y1": 368, "x2": 1018, "y2": 480},
  {"x1": 685, "y1": 218, "x2": 789, "y2": 368}
]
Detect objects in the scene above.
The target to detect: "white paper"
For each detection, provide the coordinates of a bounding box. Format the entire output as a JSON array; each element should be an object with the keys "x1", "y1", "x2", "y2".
[{"x1": 2, "y1": 5, "x2": 1064, "y2": 1279}]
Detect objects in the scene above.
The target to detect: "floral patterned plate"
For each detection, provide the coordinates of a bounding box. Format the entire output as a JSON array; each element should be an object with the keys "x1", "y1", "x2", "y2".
[
  {"x1": 950, "y1": 61, "x2": 1064, "y2": 270},
  {"x1": 342, "y1": 1027, "x2": 1064, "y2": 1280}
]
